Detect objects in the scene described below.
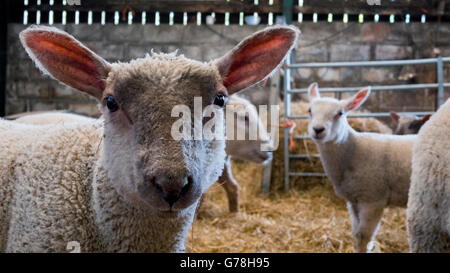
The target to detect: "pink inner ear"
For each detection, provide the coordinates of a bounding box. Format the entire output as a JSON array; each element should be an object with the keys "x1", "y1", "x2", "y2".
[
  {"x1": 23, "y1": 30, "x2": 108, "y2": 98},
  {"x1": 223, "y1": 32, "x2": 294, "y2": 94},
  {"x1": 390, "y1": 111, "x2": 400, "y2": 121},
  {"x1": 348, "y1": 89, "x2": 368, "y2": 110},
  {"x1": 422, "y1": 114, "x2": 431, "y2": 122},
  {"x1": 308, "y1": 83, "x2": 319, "y2": 98}
]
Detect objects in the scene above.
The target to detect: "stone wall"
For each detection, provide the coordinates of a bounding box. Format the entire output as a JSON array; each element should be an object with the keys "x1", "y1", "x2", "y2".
[{"x1": 5, "y1": 22, "x2": 450, "y2": 117}]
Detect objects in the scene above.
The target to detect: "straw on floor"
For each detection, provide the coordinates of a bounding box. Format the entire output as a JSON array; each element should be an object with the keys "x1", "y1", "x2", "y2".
[{"x1": 187, "y1": 101, "x2": 407, "y2": 253}]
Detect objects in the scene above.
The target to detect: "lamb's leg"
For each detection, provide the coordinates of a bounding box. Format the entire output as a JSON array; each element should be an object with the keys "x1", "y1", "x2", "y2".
[
  {"x1": 217, "y1": 158, "x2": 239, "y2": 212},
  {"x1": 347, "y1": 201, "x2": 385, "y2": 253}
]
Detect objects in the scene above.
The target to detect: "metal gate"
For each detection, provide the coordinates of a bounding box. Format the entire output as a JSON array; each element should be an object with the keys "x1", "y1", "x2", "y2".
[{"x1": 283, "y1": 56, "x2": 450, "y2": 191}]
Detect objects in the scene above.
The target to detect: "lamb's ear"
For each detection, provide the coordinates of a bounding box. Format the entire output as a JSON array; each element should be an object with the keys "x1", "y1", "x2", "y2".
[
  {"x1": 20, "y1": 26, "x2": 110, "y2": 100},
  {"x1": 390, "y1": 111, "x2": 400, "y2": 122},
  {"x1": 215, "y1": 26, "x2": 299, "y2": 95},
  {"x1": 343, "y1": 87, "x2": 371, "y2": 112},
  {"x1": 308, "y1": 82, "x2": 320, "y2": 100}
]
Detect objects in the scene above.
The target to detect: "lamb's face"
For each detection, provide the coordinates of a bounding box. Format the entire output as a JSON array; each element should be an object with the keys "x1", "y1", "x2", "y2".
[
  {"x1": 307, "y1": 83, "x2": 371, "y2": 144},
  {"x1": 225, "y1": 97, "x2": 272, "y2": 164},
  {"x1": 394, "y1": 116, "x2": 416, "y2": 135},
  {"x1": 391, "y1": 113, "x2": 430, "y2": 135},
  {"x1": 20, "y1": 25, "x2": 298, "y2": 216},
  {"x1": 101, "y1": 55, "x2": 226, "y2": 215},
  {"x1": 308, "y1": 98, "x2": 347, "y2": 144}
]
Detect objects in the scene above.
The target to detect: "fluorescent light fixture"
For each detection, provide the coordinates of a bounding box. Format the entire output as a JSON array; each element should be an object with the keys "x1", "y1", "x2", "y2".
[
  {"x1": 225, "y1": 12, "x2": 230, "y2": 26},
  {"x1": 358, "y1": 14, "x2": 364, "y2": 23},
  {"x1": 88, "y1": 11, "x2": 93, "y2": 25},
  {"x1": 169, "y1": 11, "x2": 174, "y2": 25},
  {"x1": 197, "y1": 12, "x2": 201, "y2": 25},
  {"x1": 101, "y1": 11, "x2": 106, "y2": 25},
  {"x1": 23, "y1": 10, "x2": 28, "y2": 25},
  {"x1": 155, "y1": 11, "x2": 160, "y2": 26},
  {"x1": 142, "y1": 11, "x2": 146, "y2": 25},
  {"x1": 36, "y1": 10, "x2": 41, "y2": 24},
  {"x1": 114, "y1": 11, "x2": 119, "y2": 25},
  {"x1": 49, "y1": 10, "x2": 54, "y2": 25},
  {"x1": 62, "y1": 10, "x2": 67, "y2": 25}
]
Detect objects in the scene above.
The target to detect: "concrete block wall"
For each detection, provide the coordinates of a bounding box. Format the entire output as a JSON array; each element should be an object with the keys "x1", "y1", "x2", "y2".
[
  {"x1": 5, "y1": 22, "x2": 450, "y2": 117},
  {"x1": 293, "y1": 22, "x2": 450, "y2": 112}
]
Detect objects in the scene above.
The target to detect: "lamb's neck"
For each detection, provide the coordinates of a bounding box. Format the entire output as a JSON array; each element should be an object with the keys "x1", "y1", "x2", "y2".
[
  {"x1": 92, "y1": 162, "x2": 196, "y2": 253},
  {"x1": 315, "y1": 127, "x2": 357, "y2": 185}
]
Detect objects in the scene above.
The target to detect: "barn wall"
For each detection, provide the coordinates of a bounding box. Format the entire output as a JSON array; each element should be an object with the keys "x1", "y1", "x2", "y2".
[{"x1": 5, "y1": 22, "x2": 450, "y2": 117}]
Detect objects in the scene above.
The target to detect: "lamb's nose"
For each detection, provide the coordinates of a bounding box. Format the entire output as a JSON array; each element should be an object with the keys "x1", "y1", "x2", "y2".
[
  {"x1": 153, "y1": 175, "x2": 193, "y2": 207},
  {"x1": 313, "y1": 127, "x2": 325, "y2": 134}
]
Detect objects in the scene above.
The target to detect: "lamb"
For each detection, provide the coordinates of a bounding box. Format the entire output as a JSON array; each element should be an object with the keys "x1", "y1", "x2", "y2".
[
  {"x1": 219, "y1": 95, "x2": 272, "y2": 212},
  {"x1": 307, "y1": 82, "x2": 416, "y2": 253},
  {"x1": 406, "y1": 99, "x2": 450, "y2": 252},
  {"x1": 0, "y1": 25, "x2": 298, "y2": 252},
  {"x1": 390, "y1": 111, "x2": 431, "y2": 135}
]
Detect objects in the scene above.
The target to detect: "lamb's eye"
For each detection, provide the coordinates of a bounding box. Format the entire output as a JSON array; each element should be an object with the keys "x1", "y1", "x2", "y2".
[
  {"x1": 335, "y1": 111, "x2": 343, "y2": 119},
  {"x1": 214, "y1": 94, "x2": 226, "y2": 107},
  {"x1": 106, "y1": 96, "x2": 119, "y2": 112}
]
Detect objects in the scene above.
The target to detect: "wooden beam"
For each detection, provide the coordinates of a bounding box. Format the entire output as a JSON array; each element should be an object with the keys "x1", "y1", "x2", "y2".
[
  {"x1": 283, "y1": 0, "x2": 293, "y2": 24},
  {"x1": 25, "y1": 0, "x2": 283, "y2": 13},
  {"x1": 295, "y1": 0, "x2": 448, "y2": 15},
  {"x1": 20, "y1": 0, "x2": 450, "y2": 15}
]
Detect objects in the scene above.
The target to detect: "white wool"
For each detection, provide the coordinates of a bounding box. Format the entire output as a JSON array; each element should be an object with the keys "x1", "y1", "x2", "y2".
[
  {"x1": 218, "y1": 96, "x2": 272, "y2": 212},
  {"x1": 407, "y1": 99, "x2": 450, "y2": 252},
  {"x1": 14, "y1": 112, "x2": 95, "y2": 125},
  {"x1": 307, "y1": 86, "x2": 416, "y2": 252},
  {"x1": 0, "y1": 117, "x2": 217, "y2": 252}
]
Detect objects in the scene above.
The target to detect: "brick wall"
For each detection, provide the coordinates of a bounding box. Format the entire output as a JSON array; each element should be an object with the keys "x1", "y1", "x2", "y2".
[{"x1": 5, "y1": 22, "x2": 450, "y2": 117}]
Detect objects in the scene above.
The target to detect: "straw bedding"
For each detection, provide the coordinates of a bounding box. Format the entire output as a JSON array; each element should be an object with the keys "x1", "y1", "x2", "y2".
[{"x1": 187, "y1": 100, "x2": 408, "y2": 253}]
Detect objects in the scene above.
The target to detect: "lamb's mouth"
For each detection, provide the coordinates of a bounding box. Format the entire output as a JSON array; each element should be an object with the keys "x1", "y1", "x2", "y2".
[
  {"x1": 313, "y1": 134, "x2": 324, "y2": 140},
  {"x1": 156, "y1": 210, "x2": 179, "y2": 218},
  {"x1": 259, "y1": 152, "x2": 273, "y2": 165}
]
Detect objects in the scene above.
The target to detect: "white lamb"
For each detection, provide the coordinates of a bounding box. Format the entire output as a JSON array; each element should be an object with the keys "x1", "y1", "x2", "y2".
[
  {"x1": 219, "y1": 95, "x2": 272, "y2": 212},
  {"x1": 407, "y1": 99, "x2": 450, "y2": 252},
  {"x1": 0, "y1": 25, "x2": 298, "y2": 252},
  {"x1": 307, "y1": 83, "x2": 416, "y2": 253}
]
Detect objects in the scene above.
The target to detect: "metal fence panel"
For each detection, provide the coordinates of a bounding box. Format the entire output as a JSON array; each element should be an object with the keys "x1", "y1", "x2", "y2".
[{"x1": 283, "y1": 56, "x2": 449, "y2": 191}]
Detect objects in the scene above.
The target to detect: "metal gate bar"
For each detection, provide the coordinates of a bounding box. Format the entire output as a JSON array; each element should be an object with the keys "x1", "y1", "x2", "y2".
[{"x1": 283, "y1": 56, "x2": 449, "y2": 191}]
